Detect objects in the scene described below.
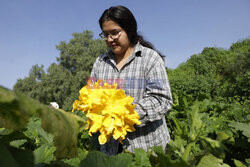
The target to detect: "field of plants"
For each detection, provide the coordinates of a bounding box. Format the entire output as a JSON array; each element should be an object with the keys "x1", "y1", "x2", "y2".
[
  {"x1": 1, "y1": 86, "x2": 249, "y2": 167},
  {"x1": 1, "y1": 32, "x2": 249, "y2": 166}
]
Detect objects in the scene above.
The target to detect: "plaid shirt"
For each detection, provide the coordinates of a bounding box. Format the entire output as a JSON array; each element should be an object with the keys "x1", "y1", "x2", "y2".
[{"x1": 90, "y1": 42, "x2": 172, "y2": 155}]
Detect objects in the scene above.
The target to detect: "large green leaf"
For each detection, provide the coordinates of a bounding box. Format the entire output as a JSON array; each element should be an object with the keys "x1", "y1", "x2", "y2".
[
  {"x1": 196, "y1": 154, "x2": 230, "y2": 167},
  {"x1": 0, "y1": 87, "x2": 36, "y2": 130},
  {"x1": 0, "y1": 143, "x2": 34, "y2": 167},
  {"x1": 108, "y1": 153, "x2": 133, "y2": 167},
  {"x1": 80, "y1": 151, "x2": 133, "y2": 167},
  {"x1": 0, "y1": 86, "x2": 87, "y2": 159}
]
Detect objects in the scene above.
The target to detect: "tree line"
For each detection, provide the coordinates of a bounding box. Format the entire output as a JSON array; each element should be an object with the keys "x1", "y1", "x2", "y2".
[{"x1": 14, "y1": 30, "x2": 249, "y2": 111}]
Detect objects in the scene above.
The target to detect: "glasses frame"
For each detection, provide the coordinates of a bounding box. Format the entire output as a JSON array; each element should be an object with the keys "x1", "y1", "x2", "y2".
[{"x1": 99, "y1": 30, "x2": 122, "y2": 40}]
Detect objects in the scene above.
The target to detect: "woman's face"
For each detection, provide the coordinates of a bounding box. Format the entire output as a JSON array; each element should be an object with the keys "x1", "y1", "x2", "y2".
[{"x1": 101, "y1": 20, "x2": 131, "y2": 57}]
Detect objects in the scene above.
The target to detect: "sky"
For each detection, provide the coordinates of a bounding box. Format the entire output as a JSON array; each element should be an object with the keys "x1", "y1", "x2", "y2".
[{"x1": 0, "y1": 0, "x2": 250, "y2": 90}]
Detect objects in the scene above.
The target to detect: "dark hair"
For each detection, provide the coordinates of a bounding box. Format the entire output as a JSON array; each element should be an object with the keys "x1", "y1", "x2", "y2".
[{"x1": 99, "y1": 6, "x2": 164, "y2": 59}]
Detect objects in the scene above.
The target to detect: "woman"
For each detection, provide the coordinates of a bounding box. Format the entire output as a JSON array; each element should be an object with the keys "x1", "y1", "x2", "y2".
[{"x1": 90, "y1": 5, "x2": 172, "y2": 155}]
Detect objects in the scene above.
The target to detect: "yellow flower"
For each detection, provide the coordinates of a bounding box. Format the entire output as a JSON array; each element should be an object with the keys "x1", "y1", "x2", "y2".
[{"x1": 72, "y1": 80, "x2": 141, "y2": 145}]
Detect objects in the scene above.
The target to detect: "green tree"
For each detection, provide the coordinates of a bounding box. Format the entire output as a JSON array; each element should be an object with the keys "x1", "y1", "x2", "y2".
[
  {"x1": 221, "y1": 39, "x2": 250, "y2": 98},
  {"x1": 14, "y1": 64, "x2": 44, "y2": 101},
  {"x1": 168, "y1": 38, "x2": 250, "y2": 102},
  {"x1": 14, "y1": 30, "x2": 107, "y2": 111}
]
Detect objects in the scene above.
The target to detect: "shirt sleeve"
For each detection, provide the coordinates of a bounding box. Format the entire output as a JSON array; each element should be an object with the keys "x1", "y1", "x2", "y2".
[{"x1": 134, "y1": 55, "x2": 173, "y2": 127}]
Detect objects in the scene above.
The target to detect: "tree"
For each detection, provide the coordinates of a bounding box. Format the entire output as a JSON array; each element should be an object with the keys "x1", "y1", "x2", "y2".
[
  {"x1": 14, "y1": 30, "x2": 107, "y2": 111},
  {"x1": 14, "y1": 64, "x2": 44, "y2": 101},
  {"x1": 167, "y1": 38, "x2": 250, "y2": 101}
]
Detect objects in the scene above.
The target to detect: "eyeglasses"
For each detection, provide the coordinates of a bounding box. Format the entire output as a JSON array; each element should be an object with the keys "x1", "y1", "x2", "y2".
[{"x1": 99, "y1": 30, "x2": 122, "y2": 40}]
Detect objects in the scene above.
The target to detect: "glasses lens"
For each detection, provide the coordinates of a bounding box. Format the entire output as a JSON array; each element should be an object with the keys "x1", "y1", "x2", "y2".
[
  {"x1": 112, "y1": 30, "x2": 122, "y2": 39},
  {"x1": 99, "y1": 30, "x2": 122, "y2": 40}
]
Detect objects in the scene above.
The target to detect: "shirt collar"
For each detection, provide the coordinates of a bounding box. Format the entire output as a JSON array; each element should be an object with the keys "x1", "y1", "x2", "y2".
[{"x1": 102, "y1": 42, "x2": 142, "y2": 60}]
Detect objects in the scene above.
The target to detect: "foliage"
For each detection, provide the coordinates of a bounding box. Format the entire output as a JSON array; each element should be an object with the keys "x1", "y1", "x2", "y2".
[
  {"x1": 167, "y1": 38, "x2": 250, "y2": 101},
  {"x1": 0, "y1": 86, "x2": 87, "y2": 166},
  {"x1": 166, "y1": 94, "x2": 250, "y2": 167},
  {"x1": 2, "y1": 77, "x2": 250, "y2": 166}
]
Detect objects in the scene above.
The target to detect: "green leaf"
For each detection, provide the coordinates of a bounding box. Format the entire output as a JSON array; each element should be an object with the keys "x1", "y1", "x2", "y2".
[
  {"x1": 63, "y1": 148, "x2": 87, "y2": 167},
  {"x1": 200, "y1": 137, "x2": 227, "y2": 158},
  {"x1": 33, "y1": 145, "x2": 56, "y2": 164},
  {"x1": 0, "y1": 143, "x2": 34, "y2": 167},
  {"x1": 80, "y1": 130, "x2": 90, "y2": 140},
  {"x1": 197, "y1": 154, "x2": 230, "y2": 167},
  {"x1": 134, "y1": 148, "x2": 151, "y2": 167},
  {"x1": 216, "y1": 132, "x2": 230, "y2": 141},
  {"x1": 234, "y1": 159, "x2": 247, "y2": 167},
  {"x1": 0, "y1": 128, "x2": 13, "y2": 135},
  {"x1": 80, "y1": 151, "x2": 108, "y2": 167},
  {"x1": 183, "y1": 142, "x2": 195, "y2": 161},
  {"x1": 189, "y1": 102, "x2": 205, "y2": 141},
  {"x1": 107, "y1": 153, "x2": 133, "y2": 167},
  {"x1": 245, "y1": 159, "x2": 250, "y2": 166},
  {"x1": 9, "y1": 139, "x2": 27, "y2": 148},
  {"x1": 201, "y1": 137, "x2": 226, "y2": 150},
  {"x1": 151, "y1": 146, "x2": 165, "y2": 155},
  {"x1": 216, "y1": 131, "x2": 235, "y2": 144},
  {"x1": 152, "y1": 146, "x2": 189, "y2": 167},
  {"x1": 229, "y1": 122, "x2": 250, "y2": 142}
]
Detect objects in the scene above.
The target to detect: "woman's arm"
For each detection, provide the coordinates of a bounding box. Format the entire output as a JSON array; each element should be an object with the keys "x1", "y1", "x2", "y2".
[{"x1": 134, "y1": 55, "x2": 172, "y2": 127}]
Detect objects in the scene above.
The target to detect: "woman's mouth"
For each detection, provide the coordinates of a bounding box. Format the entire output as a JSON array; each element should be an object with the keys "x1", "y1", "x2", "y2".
[{"x1": 111, "y1": 43, "x2": 118, "y2": 48}]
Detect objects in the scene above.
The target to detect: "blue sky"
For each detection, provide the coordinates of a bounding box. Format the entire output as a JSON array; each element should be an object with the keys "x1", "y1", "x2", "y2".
[{"x1": 0, "y1": 0, "x2": 250, "y2": 90}]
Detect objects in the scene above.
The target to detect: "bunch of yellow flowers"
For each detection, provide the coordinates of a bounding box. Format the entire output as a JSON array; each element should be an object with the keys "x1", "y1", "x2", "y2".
[{"x1": 72, "y1": 80, "x2": 141, "y2": 145}]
